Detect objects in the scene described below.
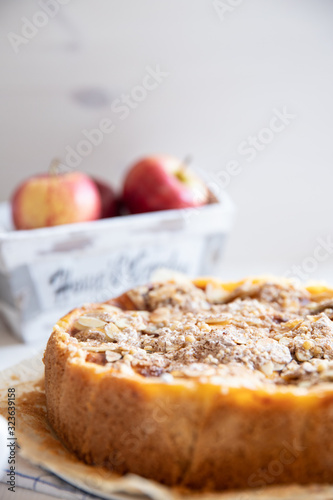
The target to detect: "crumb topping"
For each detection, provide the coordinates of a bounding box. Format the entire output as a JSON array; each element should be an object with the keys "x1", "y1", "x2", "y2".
[{"x1": 66, "y1": 279, "x2": 333, "y2": 386}]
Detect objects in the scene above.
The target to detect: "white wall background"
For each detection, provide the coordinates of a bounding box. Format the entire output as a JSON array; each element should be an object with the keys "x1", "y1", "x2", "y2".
[{"x1": 1, "y1": 0, "x2": 333, "y2": 281}]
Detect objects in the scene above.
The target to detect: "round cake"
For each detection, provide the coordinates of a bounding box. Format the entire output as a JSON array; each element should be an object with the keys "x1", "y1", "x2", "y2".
[{"x1": 44, "y1": 277, "x2": 333, "y2": 490}]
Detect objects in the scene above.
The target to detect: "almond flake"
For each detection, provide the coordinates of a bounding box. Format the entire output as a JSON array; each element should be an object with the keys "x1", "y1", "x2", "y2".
[
  {"x1": 205, "y1": 283, "x2": 228, "y2": 303},
  {"x1": 80, "y1": 345, "x2": 108, "y2": 352},
  {"x1": 105, "y1": 351, "x2": 122, "y2": 362},
  {"x1": 104, "y1": 322, "x2": 120, "y2": 340},
  {"x1": 101, "y1": 304, "x2": 122, "y2": 313},
  {"x1": 77, "y1": 316, "x2": 106, "y2": 328},
  {"x1": 197, "y1": 322, "x2": 211, "y2": 332},
  {"x1": 150, "y1": 307, "x2": 170, "y2": 324},
  {"x1": 205, "y1": 317, "x2": 230, "y2": 325},
  {"x1": 295, "y1": 350, "x2": 312, "y2": 362},
  {"x1": 114, "y1": 318, "x2": 131, "y2": 329},
  {"x1": 123, "y1": 354, "x2": 133, "y2": 364},
  {"x1": 234, "y1": 336, "x2": 247, "y2": 345},
  {"x1": 303, "y1": 362, "x2": 315, "y2": 373},
  {"x1": 260, "y1": 361, "x2": 274, "y2": 377},
  {"x1": 272, "y1": 362, "x2": 287, "y2": 372},
  {"x1": 136, "y1": 319, "x2": 147, "y2": 331}
]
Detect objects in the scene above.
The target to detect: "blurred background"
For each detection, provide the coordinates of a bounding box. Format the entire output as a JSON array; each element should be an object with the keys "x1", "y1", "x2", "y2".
[{"x1": 1, "y1": 0, "x2": 333, "y2": 280}]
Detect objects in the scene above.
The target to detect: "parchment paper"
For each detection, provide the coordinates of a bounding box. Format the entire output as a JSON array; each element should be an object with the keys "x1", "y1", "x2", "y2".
[{"x1": 1, "y1": 354, "x2": 333, "y2": 500}]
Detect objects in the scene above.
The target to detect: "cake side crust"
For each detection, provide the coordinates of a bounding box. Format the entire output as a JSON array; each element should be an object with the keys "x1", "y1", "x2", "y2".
[{"x1": 44, "y1": 277, "x2": 333, "y2": 490}]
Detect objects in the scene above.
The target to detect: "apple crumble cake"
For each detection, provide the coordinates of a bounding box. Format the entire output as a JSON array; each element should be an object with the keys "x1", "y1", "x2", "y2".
[{"x1": 44, "y1": 277, "x2": 333, "y2": 490}]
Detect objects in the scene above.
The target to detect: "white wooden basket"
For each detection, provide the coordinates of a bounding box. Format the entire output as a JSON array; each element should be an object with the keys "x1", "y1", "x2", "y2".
[{"x1": 0, "y1": 194, "x2": 234, "y2": 342}]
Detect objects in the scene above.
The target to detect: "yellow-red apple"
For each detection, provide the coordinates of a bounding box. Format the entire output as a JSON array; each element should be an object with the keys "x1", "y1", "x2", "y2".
[
  {"x1": 122, "y1": 156, "x2": 209, "y2": 214},
  {"x1": 11, "y1": 171, "x2": 102, "y2": 230}
]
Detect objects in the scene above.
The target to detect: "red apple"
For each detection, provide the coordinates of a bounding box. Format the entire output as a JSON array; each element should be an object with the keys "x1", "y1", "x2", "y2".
[
  {"x1": 122, "y1": 155, "x2": 209, "y2": 214},
  {"x1": 92, "y1": 177, "x2": 117, "y2": 218},
  {"x1": 11, "y1": 170, "x2": 102, "y2": 230}
]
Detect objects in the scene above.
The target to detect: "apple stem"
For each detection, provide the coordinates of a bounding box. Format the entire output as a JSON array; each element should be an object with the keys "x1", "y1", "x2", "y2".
[
  {"x1": 49, "y1": 158, "x2": 62, "y2": 176},
  {"x1": 182, "y1": 155, "x2": 192, "y2": 170},
  {"x1": 177, "y1": 155, "x2": 192, "y2": 177},
  {"x1": 174, "y1": 155, "x2": 193, "y2": 182}
]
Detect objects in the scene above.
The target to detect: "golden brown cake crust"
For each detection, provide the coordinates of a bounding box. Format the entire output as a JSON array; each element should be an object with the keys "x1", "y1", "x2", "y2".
[{"x1": 43, "y1": 277, "x2": 333, "y2": 490}]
